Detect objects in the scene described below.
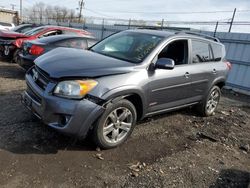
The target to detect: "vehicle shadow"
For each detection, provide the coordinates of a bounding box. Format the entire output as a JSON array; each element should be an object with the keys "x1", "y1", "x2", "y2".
[
  {"x1": 0, "y1": 58, "x2": 26, "y2": 80},
  {"x1": 0, "y1": 89, "x2": 96, "y2": 154},
  {"x1": 210, "y1": 169, "x2": 250, "y2": 188},
  {"x1": 0, "y1": 118, "x2": 96, "y2": 154}
]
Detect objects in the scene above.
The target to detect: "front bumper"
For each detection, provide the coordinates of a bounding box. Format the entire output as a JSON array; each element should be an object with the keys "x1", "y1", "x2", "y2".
[{"x1": 22, "y1": 72, "x2": 105, "y2": 138}]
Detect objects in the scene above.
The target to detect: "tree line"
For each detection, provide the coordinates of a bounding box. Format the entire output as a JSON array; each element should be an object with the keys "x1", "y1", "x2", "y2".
[{"x1": 23, "y1": 2, "x2": 82, "y2": 23}]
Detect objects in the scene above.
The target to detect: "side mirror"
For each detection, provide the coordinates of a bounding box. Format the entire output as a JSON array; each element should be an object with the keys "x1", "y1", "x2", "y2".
[{"x1": 155, "y1": 58, "x2": 175, "y2": 70}]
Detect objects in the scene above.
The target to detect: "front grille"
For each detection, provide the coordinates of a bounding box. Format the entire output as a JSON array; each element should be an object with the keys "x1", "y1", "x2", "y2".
[
  {"x1": 27, "y1": 84, "x2": 42, "y2": 104},
  {"x1": 29, "y1": 66, "x2": 50, "y2": 90}
]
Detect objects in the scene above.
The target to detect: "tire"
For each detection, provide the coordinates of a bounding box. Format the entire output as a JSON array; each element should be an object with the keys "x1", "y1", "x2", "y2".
[
  {"x1": 196, "y1": 85, "x2": 221, "y2": 117},
  {"x1": 92, "y1": 99, "x2": 137, "y2": 149}
]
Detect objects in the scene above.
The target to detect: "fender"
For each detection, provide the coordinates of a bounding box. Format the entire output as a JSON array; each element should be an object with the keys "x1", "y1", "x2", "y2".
[
  {"x1": 211, "y1": 76, "x2": 226, "y2": 88},
  {"x1": 101, "y1": 85, "x2": 148, "y2": 118}
]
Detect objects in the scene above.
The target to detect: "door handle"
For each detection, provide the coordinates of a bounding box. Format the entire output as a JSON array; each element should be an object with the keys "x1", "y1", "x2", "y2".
[
  {"x1": 184, "y1": 72, "x2": 190, "y2": 78},
  {"x1": 212, "y1": 69, "x2": 217, "y2": 74}
]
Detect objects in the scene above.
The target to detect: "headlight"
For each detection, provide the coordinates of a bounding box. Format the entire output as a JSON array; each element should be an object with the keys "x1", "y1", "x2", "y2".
[{"x1": 54, "y1": 80, "x2": 98, "y2": 99}]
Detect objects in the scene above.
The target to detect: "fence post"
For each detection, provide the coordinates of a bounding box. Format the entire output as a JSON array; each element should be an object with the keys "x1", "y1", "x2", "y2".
[
  {"x1": 214, "y1": 21, "x2": 218, "y2": 37},
  {"x1": 101, "y1": 18, "x2": 105, "y2": 39},
  {"x1": 161, "y1": 19, "x2": 164, "y2": 30},
  {"x1": 228, "y1": 8, "x2": 236, "y2": 33},
  {"x1": 128, "y1": 18, "x2": 131, "y2": 29},
  {"x1": 83, "y1": 18, "x2": 86, "y2": 29}
]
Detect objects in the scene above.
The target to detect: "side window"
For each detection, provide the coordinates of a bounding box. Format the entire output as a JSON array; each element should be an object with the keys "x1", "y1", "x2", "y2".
[
  {"x1": 192, "y1": 40, "x2": 212, "y2": 63},
  {"x1": 211, "y1": 43, "x2": 223, "y2": 61},
  {"x1": 87, "y1": 39, "x2": 97, "y2": 48},
  {"x1": 20, "y1": 27, "x2": 33, "y2": 33},
  {"x1": 158, "y1": 40, "x2": 188, "y2": 65},
  {"x1": 62, "y1": 30, "x2": 78, "y2": 36},
  {"x1": 55, "y1": 39, "x2": 87, "y2": 49},
  {"x1": 39, "y1": 30, "x2": 62, "y2": 38}
]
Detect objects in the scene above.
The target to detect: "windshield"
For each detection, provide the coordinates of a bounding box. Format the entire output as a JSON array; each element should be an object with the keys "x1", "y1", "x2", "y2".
[
  {"x1": 24, "y1": 27, "x2": 45, "y2": 36},
  {"x1": 91, "y1": 31, "x2": 164, "y2": 63}
]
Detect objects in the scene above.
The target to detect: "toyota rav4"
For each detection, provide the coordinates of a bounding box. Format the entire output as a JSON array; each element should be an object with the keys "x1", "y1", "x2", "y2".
[{"x1": 22, "y1": 29, "x2": 231, "y2": 149}]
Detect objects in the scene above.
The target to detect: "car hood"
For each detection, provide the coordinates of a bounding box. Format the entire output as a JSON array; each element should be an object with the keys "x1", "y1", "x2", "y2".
[
  {"x1": 0, "y1": 30, "x2": 27, "y2": 39},
  {"x1": 35, "y1": 48, "x2": 136, "y2": 79}
]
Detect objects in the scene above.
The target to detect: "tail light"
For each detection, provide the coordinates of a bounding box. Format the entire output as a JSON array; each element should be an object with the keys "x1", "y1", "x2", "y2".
[
  {"x1": 13, "y1": 39, "x2": 24, "y2": 48},
  {"x1": 29, "y1": 45, "x2": 44, "y2": 55},
  {"x1": 225, "y1": 61, "x2": 232, "y2": 70}
]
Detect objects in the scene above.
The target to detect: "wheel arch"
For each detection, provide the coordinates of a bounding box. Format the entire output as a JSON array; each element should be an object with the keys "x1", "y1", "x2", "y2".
[{"x1": 101, "y1": 86, "x2": 147, "y2": 121}]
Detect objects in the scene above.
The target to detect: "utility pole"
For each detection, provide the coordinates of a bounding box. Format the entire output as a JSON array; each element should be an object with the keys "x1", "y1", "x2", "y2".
[
  {"x1": 10, "y1": 4, "x2": 17, "y2": 10},
  {"x1": 78, "y1": 0, "x2": 84, "y2": 23},
  {"x1": 20, "y1": 0, "x2": 23, "y2": 23},
  {"x1": 228, "y1": 8, "x2": 236, "y2": 33}
]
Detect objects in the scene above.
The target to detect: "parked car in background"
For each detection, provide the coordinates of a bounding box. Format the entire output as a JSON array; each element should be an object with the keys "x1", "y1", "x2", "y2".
[
  {"x1": 0, "y1": 25, "x2": 92, "y2": 62},
  {"x1": 11, "y1": 24, "x2": 39, "y2": 33},
  {"x1": 22, "y1": 29, "x2": 231, "y2": 149},
  {"x1": 18, "y1": 35, "x2": 97, "y2": 70},
  {"x1": 0, "y1": 21, "x2": 15, "y2": 31}
]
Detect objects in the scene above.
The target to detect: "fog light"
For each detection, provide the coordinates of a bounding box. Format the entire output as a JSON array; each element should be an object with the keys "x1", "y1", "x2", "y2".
[{"x1": 59, "y1": 115, "x2": 71, "y2": 126}]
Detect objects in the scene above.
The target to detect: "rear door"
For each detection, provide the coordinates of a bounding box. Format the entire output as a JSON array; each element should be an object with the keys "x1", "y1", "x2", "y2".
[{"x1": 188, "y1": 39, "x2": 216, "y2": 98}]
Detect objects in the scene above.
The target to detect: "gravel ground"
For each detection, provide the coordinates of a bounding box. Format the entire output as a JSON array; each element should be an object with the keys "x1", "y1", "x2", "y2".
[{"x1": 0, "y1": 60, "x2": 249, "y2": 188}]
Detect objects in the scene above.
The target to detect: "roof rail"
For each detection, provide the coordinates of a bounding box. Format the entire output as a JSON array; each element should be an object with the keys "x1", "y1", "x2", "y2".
[
  {"x1": 136, "y1": 26, "x2": 182, "y2": 32},
  {"x1": 176, "y1": 31, "x2": 220, "y2": 42},
  {"x1": 137, "y1": 26, "x2": 163, "y2": 30}
]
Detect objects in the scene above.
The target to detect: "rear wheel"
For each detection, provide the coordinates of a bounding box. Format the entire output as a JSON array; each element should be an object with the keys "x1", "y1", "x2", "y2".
[
  {"x1": 196, "y1": 85, "x2": 221, "y2": 117},
  {"x1": 93, "y1": 99, "x2": 137, "y2": 149}
]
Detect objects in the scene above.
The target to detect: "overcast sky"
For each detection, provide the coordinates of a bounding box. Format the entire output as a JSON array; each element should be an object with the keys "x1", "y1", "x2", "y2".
[{"x1": 1, "y1": 0, "x2": 250, "y2": 32}]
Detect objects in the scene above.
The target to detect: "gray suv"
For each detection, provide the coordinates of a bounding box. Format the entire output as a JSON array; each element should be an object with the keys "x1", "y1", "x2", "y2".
[{"x1": 22, "y1": 29, "x2": 231, "y2": 149}]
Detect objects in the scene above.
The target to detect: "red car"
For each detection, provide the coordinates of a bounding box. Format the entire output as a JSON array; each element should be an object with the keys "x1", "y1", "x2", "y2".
[{"x1": 0, "y1": 25, "x2": 92, "y2": 62}]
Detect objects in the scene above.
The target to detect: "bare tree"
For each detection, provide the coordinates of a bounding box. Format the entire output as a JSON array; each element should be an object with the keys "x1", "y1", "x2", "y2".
[
  {"x1": 35, "y1": 2, "x2": 45, "y2": 24},
  {"x1": 45, "y1": 5, "x2": 53, "y2": 24},
  {"x1": 24, "y1": 2, "x2": 78, "y2": 24},
  {"x1": 61, "y1": 7, "x2": 69, "y2": 22},
  {"x1": 69, "y1": 9, "x2": 76, "y2": 22}
]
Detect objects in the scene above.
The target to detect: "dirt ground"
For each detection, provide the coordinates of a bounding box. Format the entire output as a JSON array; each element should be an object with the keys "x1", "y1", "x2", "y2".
[{"x1": 0, "y1": 60, "x2": 249, "y2": 188}]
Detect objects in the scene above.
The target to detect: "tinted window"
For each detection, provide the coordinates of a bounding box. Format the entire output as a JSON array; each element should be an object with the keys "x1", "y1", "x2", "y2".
[
  {"x1": 24, "y1": 27, "x2": 45, "y2": 36},
  {"x1": 91, "y1": 32, "x2": 163, "y2": 63},
  {"x1": 158, "y1": 40, "x2": 188, "y2": 65},
  {"x1": 55, "y1": 39, "x2": 87, "y2": 49},
  {"x1": 39, "y1": 30, "x2": 62, "y2": 38},
  {"x1": 192, "y1": 40, "x2": 212, "y2": 63},
  {"x1": 12, "y1": 25, "x2": 34, "y2": 33},
  {"x1": 211, "y1": 43, "x2": 223, "y2": 61},
  {"x1": 62, "y1": 30, "x2": 79, "y2": 36},
  {"x1": 87, "y1": 39, "x2": 97, "y2": 48}
]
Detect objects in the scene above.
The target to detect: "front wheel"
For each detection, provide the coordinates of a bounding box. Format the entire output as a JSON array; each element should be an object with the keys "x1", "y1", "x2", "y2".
[
  {"x1": 92, "y1": 99, "x2": 137, "y2": 149},
  {"x1": 196, "y1": 86, "x2": 221, "y2": 117}
]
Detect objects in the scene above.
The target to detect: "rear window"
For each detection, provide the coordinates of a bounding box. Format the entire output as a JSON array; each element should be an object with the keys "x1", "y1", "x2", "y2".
[
  {"x1": 211, "y1": 43, "x2": 223, "y2": 61},
  {"x1": 191, "y1": 40, "x2": 213, "y2": 63},
  {"x1": 55, "y1": 38, "x2": 88, "y2": 49},
  {"x1": 62, "y1": 30, "x2": 79, "y2": 36},
  {"x1": 24, "y1": 27, "x2": 45, "y2": 36}
]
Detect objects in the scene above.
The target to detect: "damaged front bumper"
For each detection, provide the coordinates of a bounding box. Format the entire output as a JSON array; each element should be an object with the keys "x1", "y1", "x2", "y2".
[{"x1": 21, "y1": 71, "x2": 105, "y2": 139}]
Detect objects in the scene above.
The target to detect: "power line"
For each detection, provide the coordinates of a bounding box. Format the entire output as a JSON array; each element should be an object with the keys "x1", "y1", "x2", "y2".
[{"x1": 83, "y1": 8, "x2": 250, "y2": 15}]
